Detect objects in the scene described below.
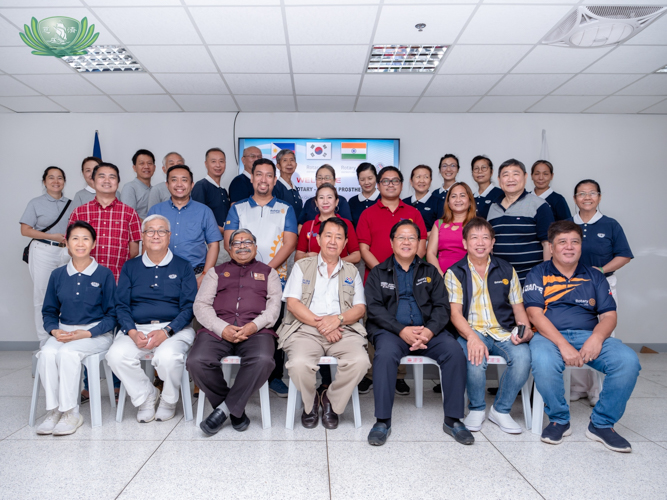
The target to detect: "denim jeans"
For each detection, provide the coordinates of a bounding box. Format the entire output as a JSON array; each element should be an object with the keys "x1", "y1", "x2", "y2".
[
  {"x1": 530, "y1": 330, "x2": 641, "y2": 428},
  {"x1": 457, "y1": 331, "x2": 531, "y2": 414}
]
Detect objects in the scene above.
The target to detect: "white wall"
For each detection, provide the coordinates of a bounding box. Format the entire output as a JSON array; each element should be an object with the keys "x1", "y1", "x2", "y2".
[{"x1": 1, "y1": 111, "x2": 666, "y2": 346}]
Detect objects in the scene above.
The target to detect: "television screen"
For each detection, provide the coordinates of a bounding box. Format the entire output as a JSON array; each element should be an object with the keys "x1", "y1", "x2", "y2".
[{"x1": 238, "y1": 138, "x2": 400, "y2": 201}]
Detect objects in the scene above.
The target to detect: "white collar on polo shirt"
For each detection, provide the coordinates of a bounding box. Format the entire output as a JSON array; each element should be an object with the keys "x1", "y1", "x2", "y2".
[
  {"x1": 438, "y1": 186, "x2": 447, "y2": 194},
  {"x1": 205, "y1": 175, "x2": 221, "y2": 188},
  {"x1": 242, "y1": 170, "x2": 252, "y2": 180},
  {"x1": 474, "y1": 183, "x2": 497, "y2": 198},
  {"x1": 142, "y1": 249, "x2": 174, "y2": 267},
  {"x1": 278, "y1": 176, "x2": 294, "y2": 189},
  {"x1": 85, "y1": 185, "x2": 96, "y2": 194},
  {"x1": 67, "y1": 258, "x2": 98, "y2": 276},
  {"x1": 357, "y1": 190, "x2": 379, "y2": 203},
  {"x1": 409, "y1": 191, "x2": 432, "y2": 205},
  {"x1": 537, "y1": 187, "x2": 554, "y2": 200},
  {"x1": 574, "y1": 209, "x2": 603, "y2": 225},
  {"x1": 317, "y1": 253, "x2": 343, "y2": 279}
]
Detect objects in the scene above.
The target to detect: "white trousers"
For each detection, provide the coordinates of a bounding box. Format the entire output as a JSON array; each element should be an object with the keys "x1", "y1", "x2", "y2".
[
  {"x1": 37, "y1": 328, "x2": 113, "y2": 412},
  {"x1": 28, "y1": 241, "x2": 69, "y2": 346},
  {"x1": 106, "y1": 323, "x2": 195, "y2": 407}
]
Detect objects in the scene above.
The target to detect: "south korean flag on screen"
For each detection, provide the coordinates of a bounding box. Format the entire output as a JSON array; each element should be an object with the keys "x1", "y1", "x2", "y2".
[{"x1": 306, "y1": 142, "x2": 331, "y2": 160}]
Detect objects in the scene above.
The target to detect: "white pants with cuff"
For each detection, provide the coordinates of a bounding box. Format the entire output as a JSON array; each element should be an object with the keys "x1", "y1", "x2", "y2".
[{"x1": 106, "y1": 323, "x2": 195, "y2": 407}]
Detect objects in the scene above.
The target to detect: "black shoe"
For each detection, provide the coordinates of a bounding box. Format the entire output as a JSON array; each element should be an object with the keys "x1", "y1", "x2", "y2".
[
  {"x1": 200, "y1": 407, "x2": 227, "y2": 436},
  {"x1": 433, "y1": 383, "x2": 441, "y2": 394},
  {"x1": 230, "y1": 412, "x2": 250, "y2": 432},
  {"x1": 443, "y1": 421, "x2": 475, "y2": 445},
  {"x1": 301, "y1": 392, "x2": 320, "y2": 429},
  {"x1": 358, "y1": 377, "x2": 373, "y2": 394},
  {"x1": 586, "y1": 422, "x2": 631, "y2": 453},
  {"x1": 541, "y1": 421, "x2": 571, "y2": 445},
  {"x1": 395, "y1": 379, "x2": 410, "y2": 395},
  {"x1": 368, "y1": 422, "x2": 391, "y2": 446}
]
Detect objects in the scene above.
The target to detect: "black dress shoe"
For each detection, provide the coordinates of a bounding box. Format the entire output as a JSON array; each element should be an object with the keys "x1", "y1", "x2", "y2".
[
  {"x1": 200, "y1": 407, "x2": 227, "y2": 436},
  {"x1": 443, "y1": 420, "x2": 475, "y2": 445},
  {"x1": 395, "y1": 379, "x2": 410, "y2": 395},
  {"x1": 320, "y1": 390, "x2": 339, "y2": 430},
  {"x1": 231, "y1": 412, "x2": 250, "y2": 432},
  {"x1": 301, "y1": 392, "x2": 320, "y2": 429}
]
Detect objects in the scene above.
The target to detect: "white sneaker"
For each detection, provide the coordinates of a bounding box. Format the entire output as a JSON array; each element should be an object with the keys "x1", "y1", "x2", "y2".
[
  {"x1": 155, "y1": 398, "x2": 177, "y2": 422},
  {"x1": 588, "y1": 394, "x2": 599, "y2": 407},
  {"x1": 137, "y1": 386, "x2": 160, "y2": 423},
  {"x1": 570, "y1": 391, "x2": 586, "y2": 401},
  {"x1": 52, "y1": 409, "x2": 84, "y2": 436},
  {"x1": 36, "y1": 409, "x2": 62, "y2": 435},
  {"x1": 463, "y1": 410, "x2": 486, "y2": 432},
  {"x1": 488, "y1": 406, "x2": 522, "y2": 434}
]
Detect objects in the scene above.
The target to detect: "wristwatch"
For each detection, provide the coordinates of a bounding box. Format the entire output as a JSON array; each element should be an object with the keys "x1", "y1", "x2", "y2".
[
  {"x1": 337, "y1": 314, "x2": 344, "y2": 325},
  {"x1": 163, "y1": 326, "x2": 174, "y2": 337}
]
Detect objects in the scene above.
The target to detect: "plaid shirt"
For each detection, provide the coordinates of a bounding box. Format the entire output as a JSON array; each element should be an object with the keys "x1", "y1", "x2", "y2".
[{"x1": 69, "y1": 198, "x2": 142, "y2": 282}]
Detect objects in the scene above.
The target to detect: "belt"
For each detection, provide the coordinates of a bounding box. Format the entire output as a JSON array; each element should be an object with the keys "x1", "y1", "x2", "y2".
[
  {"x1": 36, "y1": 239, "x2": 62, "y2": 247},
  {"x1": 193, "y1": 265, "x2": 205, "y2": 275}
]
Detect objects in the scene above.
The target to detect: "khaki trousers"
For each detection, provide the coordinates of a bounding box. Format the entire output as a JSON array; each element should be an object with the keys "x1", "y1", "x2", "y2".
[{"x1": 283, "y1": 325, "x2": 370, "y2": 415}]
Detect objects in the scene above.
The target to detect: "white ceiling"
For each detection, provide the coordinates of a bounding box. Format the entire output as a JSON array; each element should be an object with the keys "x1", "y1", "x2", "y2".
[{"x1": 0, "y1": 0, "x2": 666, "y2": 114}]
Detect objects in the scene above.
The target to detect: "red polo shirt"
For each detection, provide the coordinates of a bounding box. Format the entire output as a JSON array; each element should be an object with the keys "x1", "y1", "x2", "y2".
[
  {"x1": 356, "y1": 199, "x2": 427, "y2": 280},
  {"x1": 297, "y1": 214, "x2": 359, "y2": 256}
]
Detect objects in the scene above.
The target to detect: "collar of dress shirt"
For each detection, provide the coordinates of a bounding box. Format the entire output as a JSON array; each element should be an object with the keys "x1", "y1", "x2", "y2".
[
  {"x1": 243, "y1": 170, "x2": 252, "y2": 180},
  {"x1": 537, "y1": 187, "x2": 554, "y2": 200},
  {"x1": 317, "y1": 253, "x2": 343, "y2": 279},
  {"x1": 357, "y1": 190, "x2": 379, "y2": 202},
  {"x1": 205, "y1": 175, "x2": 220, "y2": 188},
  {"x1": 67, "y1": 257, "x2": 99, "y2": 276},
  {"x1": 474, "y1": 183, "x2": 497, "y2": 198},
  {"x1": 409, "y1": 191, "x2": 432, "y2": 204},
  {"x1": 573, "y1": 209, "x2": 603, "y2": 225},
  {"x1": 142, "y1": 248, "x2": 174, "y2": 267}
]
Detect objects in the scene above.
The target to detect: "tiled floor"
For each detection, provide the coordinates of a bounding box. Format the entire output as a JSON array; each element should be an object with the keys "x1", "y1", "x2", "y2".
[{"x1": 1, "y1": 351, "x2": 665, "y2": 500}]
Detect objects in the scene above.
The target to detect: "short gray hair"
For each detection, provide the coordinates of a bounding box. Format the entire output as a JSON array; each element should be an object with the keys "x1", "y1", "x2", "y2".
[
  {"x1": 276, "y1": 148, "x2": 295, "y2": 164},
  {"x1": 162, "y1": 151, "x2": 184, "y2": 166},
  {"x1": 230, "y1": 228, "x2": 256, "y2": 244},
  {"x1": 142, "y1": 214, "x2": 171, "y2": 232}
]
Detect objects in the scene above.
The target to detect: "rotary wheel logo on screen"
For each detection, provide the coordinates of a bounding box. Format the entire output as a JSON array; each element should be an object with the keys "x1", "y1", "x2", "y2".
[{"x1": 19, "y1": 16, "x2": 100, "y2": 57}]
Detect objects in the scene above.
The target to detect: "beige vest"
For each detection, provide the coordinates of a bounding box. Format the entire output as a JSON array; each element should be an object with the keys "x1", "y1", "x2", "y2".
[{"x1": 277, "y1": 257, "x2": 366, "y2": 347}]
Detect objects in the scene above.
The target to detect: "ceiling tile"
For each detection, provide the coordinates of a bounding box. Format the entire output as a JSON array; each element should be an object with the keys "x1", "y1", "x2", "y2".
[
  {"x1": 172, "y1": 94, "x2": 237, "y2": 111},
  {"x1": 0, "y1": 15, "x2": 22, "y2": 46},
  {"x1": 584, "y1": 46, "x2": 667, "y2": 74},
  {"x1": 86, "y1": 0, "x2": 180, "y2": 5},
  {"x1": 209, "y1": 45, "x2": 289, "y2": 73},
  {"x1": 0, "y1": 75, "x2": 39, "y2": 96},
  {"x1": 0, "y1": 104, "x2": 13, "y2": 112},
  {"x1": 584, "y1": 95, "x2": 666, "y2": 114},
  {"x1": 512, "y1": 45, "x2": 612, "y2": 74},
  {"x1": 234, "y1": 95, "x2": 295, "y2": 111},
  {"x1": 373, "y1": 5, "x2": 474, "y2": 45},
  {"x1": 285, "y1": 0, "x2": 377, "y2": 4},
  {"x1": 527, "y1": 95, "x2": 605, "y2": 113},
  {"x1": 16, "y1": 74, "x2": 102, "y2": 95},
  {"x1": 186, "y1": 0, "x2": 278, "y2": 4},
  {"x1": 83, "y1": 73, "x2": 165, "y2": 94},
  {"x1": 413, "y1": 96, "x2": 479, "y2": 113},
  {"x1": 293, "y1": 74, "x2": 360, "y2": 96},
  {"x1": 128, "y1": 45, "x2": 216, "y2": 73},
  {"x1": 551, "y1": 74, "x2": 644, "y2": 96},
  {"x1": 286, "y1": 6, "x2": 378, "y2": 45},
  {"x1": 640, "y1": 98, "x2": 667, "y2": 114},
  {"x1": 0, "y1": 46, "x2": 72, "y2": 74},
  {"x1": 93, "y1": 7, "x2": 200, "y2": 44},
  {"x1": 224, "y1": 73, "x2": 293, "y2": 95},
  {"x1": 356, "y1": 96, "x2": 418, "y2": 112},
  {"x1": 425, "y1": 75, "x2": 502, "y2": 96},
  {"x1": 290, "y1": 45, "x2": 368, "y2": 74},
  {"x1": 50, "y1": 95, "x2": 124, "y2": 112},
  {"x1": 616, "y1": 75, "x2": 667, "y2": 96},
  {"x1": 297, "y1": 95, "x2": 356, "y2": 112},
  {"x1": 489, "y1": 74, "x2": 573, "y2": 96},
  {"x1": 0, "y1": 0, "x2": 82, "y2": 5},
  {"x1": 440, "y1": 45, "x2": 532, "y2": 74},
  {"x1": 384, "y1": 0, "x2": 476, "y2": 3},
  {"x1": 0, "y1": 95, "x2": 66, "y2": 112},
  {"x1": 111, "y1": 94, "x2": 181, "y2": 112},
  {"x1": 190, "y1": 7, "x2": 285, "y2": 44},
  {"x1": 625, "y1": 12, "x2": 667, "y2": 45},
  {"x1": 152, "y1": 73, "x2": 228, "y2": 94},
  {"x1": 484, "y1": 0, "x2": 576, "y2": 3},
  {"x1": 360, "y1": 74, "x2": 432, "y2": 96},
  {"x1": 470, "y1": 95, "x2": 542, "y2": 112},
  {"x1": 458, "y1": 5, "x2": 571, "y2": 44}
]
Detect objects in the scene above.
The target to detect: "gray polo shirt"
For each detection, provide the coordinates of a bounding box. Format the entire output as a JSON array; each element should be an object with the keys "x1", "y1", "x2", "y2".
[
  {"x1": 119, "y1": 178, "x2": 151, "y2": 219},
  {"x1": 147, "y1": 181, "x2": 170, "y2": 211},
  {"x1": 71, "y1": 185, "x2": 96, "y2": 209},
  {"x1": 20, "y1": 193, "x2": 72, "y2": 234}
]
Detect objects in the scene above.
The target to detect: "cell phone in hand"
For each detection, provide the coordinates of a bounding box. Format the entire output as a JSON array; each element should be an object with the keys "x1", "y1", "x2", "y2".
[{"x1": 515, "y1": 325, "x2": 526, "y2": 339}]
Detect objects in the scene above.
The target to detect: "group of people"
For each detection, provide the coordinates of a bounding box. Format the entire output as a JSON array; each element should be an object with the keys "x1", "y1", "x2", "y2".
[{"x1": 20, "y1": 146, "x2": 641, "y2": 454}]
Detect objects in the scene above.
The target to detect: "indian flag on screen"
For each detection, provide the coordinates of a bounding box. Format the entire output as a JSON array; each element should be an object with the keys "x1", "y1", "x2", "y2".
[{"x1": 341, "y1": 142, "x2": 367, "y2": 160}]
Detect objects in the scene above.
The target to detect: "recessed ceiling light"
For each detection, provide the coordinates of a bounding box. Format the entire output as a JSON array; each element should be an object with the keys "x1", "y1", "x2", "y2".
[
  {"x1": 62, "y1": 46, "x2": 144, "y2": 73},
  {"x1": 656, "y1": 64, "x2": 667, "y2": 73},
  {"x1": 367, "y1": 45, "x2": 447, "y2": 73}
]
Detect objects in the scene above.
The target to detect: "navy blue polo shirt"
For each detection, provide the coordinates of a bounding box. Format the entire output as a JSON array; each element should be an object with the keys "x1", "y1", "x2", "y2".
[
  {"x1": 538, "y1": 189, "x2": 572, "y2": 222},
  {"x1": 432, "y1": 187, "x2": 449, "y2": 219},
  {"x1": 567, "y1": 212, "x2": 633, "y2": 271},
  {"x1": 394, "y1": 257, "x2": 423, "y2": 327},
  {"x1": 191, "y1": 175, "x2": 230, "y2": 228},
  {"x1": 348, "y1": 191, "x2": 379, "y2": 227},
  {"x1": 298, "y1": 195, "x2": 352, "y2": 225},
  {"x1": 523, "y1": 260, "x2": 616, "y2": 332},
  {"x1": 273, "y1": 176, "x2": 303, "y2": 220},
  {"x1": 116, "y1": 250, "x2": 196, "y2": 334},
  {"x1": 42, "y1": 259, "x2": 117, "y2": 337},
  {"x1": 229, "y1": 171, "x2": 255, "y2": 204},
  {"x1": 403, "y1": 193, "x2": 437, "y2": 231},
  {"x1": 474, "y1": 185, "x2": 504, "y2": 219}
]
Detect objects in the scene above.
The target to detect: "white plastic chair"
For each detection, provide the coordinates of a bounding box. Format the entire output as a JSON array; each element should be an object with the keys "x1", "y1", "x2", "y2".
[
  {"x1": 285, "y1": 356, "x2": 362, "y2": 429},
  {"x1": 195, "y1": 356, "x2": 271, "y2": 429},
  {"x1": 531, "y1": 365, "x2": 605, "y2": 435},
  {"x1": 29, "y1": 350, "x2": 116, "y2": 428},
  {"x1": 115, "y1": 351, "x2": 193, "y2": 423}
]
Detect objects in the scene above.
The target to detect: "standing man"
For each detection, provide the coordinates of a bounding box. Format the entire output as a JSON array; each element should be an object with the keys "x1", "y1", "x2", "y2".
[
  {"x1": 229, "y1": 146, "x2": 263, "y2": 204},
  {"x1": 147, "y1": 165, "x2": 221, "y2": 287},
  {"x1": 432, "y1": 154, "x2": 460, "y2": 219},
  {"x1": 272, "y1": 148, "x2": 303, "y2": 221},
  {"x1": 148, "y1": 152, "x2": 184, "y2": 210},
  {"x1": 471, "y1": 155, "x2": 504, "y2": 219},
  {"x1": 120, "y1": 149, "x2": 156, "y2": 220}
]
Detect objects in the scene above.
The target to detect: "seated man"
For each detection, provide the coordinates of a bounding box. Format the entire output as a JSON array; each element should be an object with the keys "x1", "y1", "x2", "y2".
[
  {"x1": 106, "y1": 214, "x2": 197, "y2": 423},
  {"x1": 187, "y1": 229, "x2": 281, "y2": 435},
  {"x1": 277, "y1": 217, "x2": 369, "y2": 429},
  {"x1": 525, "y1": 220, "x2": 641, "y2": 452},
  {"x1": 446, "y1": 217, "x2": 532, "y2": 434},
  {"x1": 365, "y1": 220, "x2": 471, "y2": 446}
]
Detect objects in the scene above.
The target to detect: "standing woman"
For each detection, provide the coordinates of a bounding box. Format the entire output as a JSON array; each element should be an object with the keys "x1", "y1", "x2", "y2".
[
  {"x1": 20, "y1": 167, "x2": 73, "y2": 346},
  {"x1": 298, "y1": 165, "x2": 352, "y2": 226},
  {"x1": 404, "y1": 165, "x2": 437, "y2": 231},
  {"x1": 348, "y1": 162, "x2": 379, "y2": 227},
  {"x1": 36, "y1": 221, "x2": 116, "y2": 436},
  {"x1": 471, "y1": 155, "x2": 503, "y2": 219},
  {"x1": 531, "y1": 160, "x2": 571, "y2": 221},
  {"x1": 427, "y1": 182, "x2": 476, "y2": 276},
  {"x1": 432, "y1": 154, "x2": 460, "y2": 220},
  {"x1": 71, "y1": 156, "x2": 101, "y2": 209}
]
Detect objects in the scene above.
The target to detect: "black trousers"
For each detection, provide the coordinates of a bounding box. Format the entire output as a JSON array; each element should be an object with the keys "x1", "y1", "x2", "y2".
[
  {"x1": 371, "y1": 329, "x2": 467, "y2": 420},
  {"x1": 186, "y1": 332, "x2": 275, "y2": 417}
]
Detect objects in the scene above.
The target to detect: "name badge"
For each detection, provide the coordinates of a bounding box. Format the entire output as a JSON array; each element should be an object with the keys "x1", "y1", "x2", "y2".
[
  {"x1": 90, "y1": 282, "x2": 100, "y2": 287},
  {"x1": 168, "y1": 274, "x2": 177, "y2": 279},
  {"x1": 253, "y1": 273, "x2": 265, "y2": 281}
]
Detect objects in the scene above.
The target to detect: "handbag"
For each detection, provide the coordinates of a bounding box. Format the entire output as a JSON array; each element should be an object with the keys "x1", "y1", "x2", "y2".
[{"x1": 23, "y1": 200, "x2": 72, "y2": 264}]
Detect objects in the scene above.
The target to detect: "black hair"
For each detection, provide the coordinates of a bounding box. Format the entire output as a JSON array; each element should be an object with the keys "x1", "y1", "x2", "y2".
[
  {"x1": 316, "y1": 182, "x2": 339, "y2": 200},
  {"x1": 439, "y1": 154, "x2": 460, "y2": 169},
  {"x1": 390, "y1": 219, "x2": 421, "y2": 240},
  {"x1": 471, "y1": 155, "x2": 493, "y2": 171},
  {"x1": 205, "y1": 147, "x2": 226, "y2": 160},
  {"x1": 92, "y1": 162, "x2": 120, "y2": 182},
  {"x1": 356, "y1": 162, "x2": 377, "y2": 179},
  {"x1": 377, "y1": 166, "x2": 404, "y2": 183},
  {"x1": 548, "y1": 220, "x2": 583, "y2": 244},
  {"x1": 574, "y1": 179, "x2": 601, "y2": 196},
  {"x1": 410, "y1": 164, "x2": 432, "y2": 179},
  {"x1": 132, "y1": 149, "x2": 155, "y2": 165},
  {"x1": 81, "y1": 156, "x2": 102, "y2": 171},
  {"x1": 531, "y1": 159, "x2": 553, "y2": 175},
  {"x1": 319, "y1": 216, "x2": 348, "y2": 239},
  {"x1": 166, "y1": 164, "x2": 194, "y2": 182},
  {"x1": 252, "y1": 158, "x2": 276, "y2": 175},
  {"x1": 66, "y1": 220, "x2": 97, "y2": 242},
  {"x1": 462, "y1": 217, "x2": 495, "y2": 240},
  {"x1": 42, "y1": 166, "x2": 66, "y2": 183},
  {"x1": 317, "y1": 164, "x2": 336, "y2": 180},
  {"x1": 498, "y1": 158, "x2": 526, "y2": 176}
]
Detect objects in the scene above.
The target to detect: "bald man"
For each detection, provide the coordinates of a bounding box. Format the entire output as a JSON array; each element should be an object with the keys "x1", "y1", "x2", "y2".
[{"x1": 229, "y1": 146, "x2": 263, "y2": 204}]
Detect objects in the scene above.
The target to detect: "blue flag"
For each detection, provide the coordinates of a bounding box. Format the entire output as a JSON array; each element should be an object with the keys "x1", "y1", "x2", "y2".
[{"x1": 93, "y1": 130, "x2": 102, "y2": 159}]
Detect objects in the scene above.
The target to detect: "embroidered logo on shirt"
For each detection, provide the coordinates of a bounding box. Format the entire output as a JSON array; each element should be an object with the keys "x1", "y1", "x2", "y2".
[
  {"x1": 589, "y1": 298, "x2": 596, "y2": 306},
  {"x1": 380, "y1": 281, "x2": 396, "y2": 290},
  {"x1": 169, "y1": 274, "x2": 177, "y2": 279},
  {"x1": 223, "y1": 272, "x2": 230, "y2": 277},
  {"x1": 424, "y1": 207, "x2": 431, "y2": 211},
  {"x1": 253, "y1": 273, "x2": 265, "y2": 281},
  {"x1": 344, "y1": 277, "x2": 354, "y2": 285},
  {"x1": 270, "y1": 209, "x2": 282, "y2": 214},
  {"x1": 486, "y1": 200, "x2": 491, "y2": 204},
  {"x1": 415, "y1": 277, "x2": 431, "y2": 286},
  {"x1": 90, "y1": 282, "x2": 100, "y2": 287},
  {"x1": 502, "y1": 279, "x2": 509, "y2": 285},
  {"x1": 524, "y1": 283, "x2": 543, "y2": 293},
  {"x1": 597, "y1": 233, "x2": 605, "y2": 238},
  {"x1": 302, "y1": 279, "x2": 311, "y2": 285}
]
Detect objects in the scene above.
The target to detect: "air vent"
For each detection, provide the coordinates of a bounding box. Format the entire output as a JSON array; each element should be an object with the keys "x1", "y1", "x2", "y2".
[
  {"x1": 367, "y1": 45, "x2": 447, "y2": 73},
  {"x1": 62, "y1": 45, "x2": 144, "y2": 72},
  {"x1": 543, "y1": 5, "x2": 667, "y2": 48}
]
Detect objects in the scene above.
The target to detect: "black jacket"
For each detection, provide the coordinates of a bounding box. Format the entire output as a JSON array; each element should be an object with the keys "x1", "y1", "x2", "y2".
[{"x1": 365, "y1": 255, "x2": 450, "y2": 339}]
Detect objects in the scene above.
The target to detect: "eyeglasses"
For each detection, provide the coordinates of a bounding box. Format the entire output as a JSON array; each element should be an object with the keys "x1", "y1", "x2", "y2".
[
  {"x1": 394, "y1": 236, "x2": 418, "y2": 243},
  {"x1": 380, "y1": 178, "x2": 402, "y2": 186},
  {"x1": 472, "y1": 166, "x2": 490, "y2": 173},
  {"x1": 441, "y1": 163, "x2": 458, "y2": 170},
  {"x1": 412, "y1": 175, "x2": 431, "y2": 181},
  {"x1": 231, "y1": 239, "x2": 255, "y2": 248},
  {"x1": 316, "y1": 175, "x2": 334, "y2": 182},
  {"x1": 243, "y1": 154, "x2": 262, "y2": 159},
  {"x1": 143, "y1": 229, "x2": 170, "y2": 237},
  {"x1": 575, "y1": 192, "x2": 600, "y2": 199}
]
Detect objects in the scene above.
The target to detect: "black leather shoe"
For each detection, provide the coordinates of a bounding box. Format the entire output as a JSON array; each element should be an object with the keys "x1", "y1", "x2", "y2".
[
  {"x1": 320, "y1": 390, "x2": 339, "y2": 430},
  {"x1": 231, "y1": 412, "x2": 250, "y2": 432},
  {"x1": 443, "y1": 420, "x2": 475, "y2": 445},
  {"x1": 301, "y1": 392, "x2": 320, "y2": 429},
  {"x1": 200, "y1": 407, "x2": 227, "y2": 436}
]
